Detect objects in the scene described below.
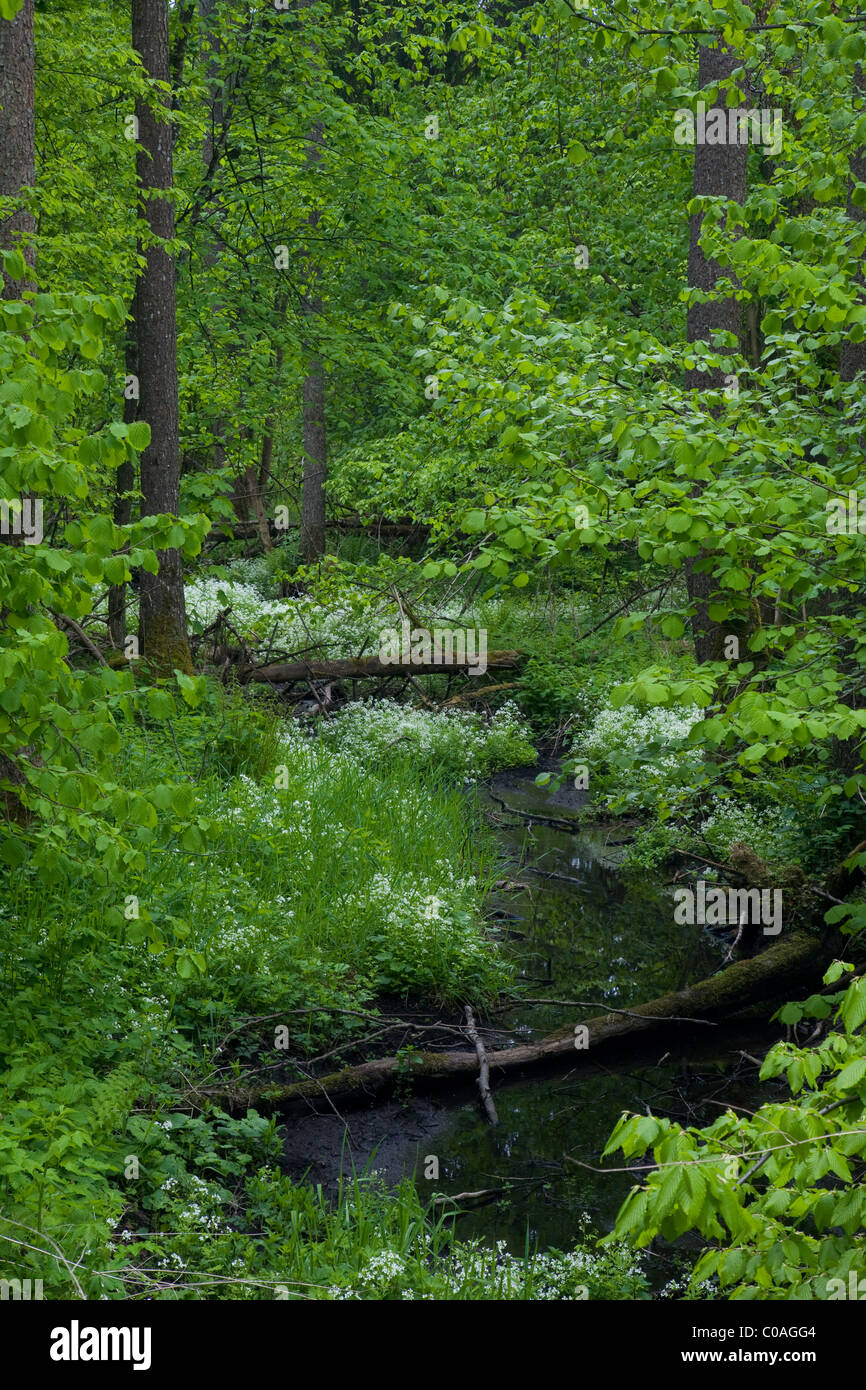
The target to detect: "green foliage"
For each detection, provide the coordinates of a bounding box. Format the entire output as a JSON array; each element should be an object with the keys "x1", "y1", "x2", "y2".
[
  {"x1": 103, "y1": 1167, "x2": 649, "y2": 1301},
  {"x1": 0, "y1": 684, "x2": 511, "y2": 1294},
  {"x1": 328, "y1": 426, "x2": 482, "y2": 524},
  {"x1": 603, "y1": 962, "x2": 866, "y2": 1300},
  {"x1": 0, "y1": 281, "x2": 207, "y2": 879},
  {"x1": 6, "y1": 0, "x2": 866, "y2": 1304}
]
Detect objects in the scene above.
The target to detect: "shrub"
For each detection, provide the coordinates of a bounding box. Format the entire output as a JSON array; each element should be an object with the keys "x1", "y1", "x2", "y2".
[
  {"x1": 574, "y1": 703, "x2": 704, "y2": 809},
  {"x1": 317, "y1": 698, "x2": 537, "y2": 780}
]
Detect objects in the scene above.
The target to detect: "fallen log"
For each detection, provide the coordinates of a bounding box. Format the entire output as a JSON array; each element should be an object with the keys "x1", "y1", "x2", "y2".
[
  {"x1": 440, "y1": 682, "x2": 521, "y2": 708},
  {"x1": 335, "y1": 517, "x2": 431, "y2": 537},
  {"x1": 207, "y1": 516, "x2": 430, "y2": 542},
  {"x1": 201, "y1": 930, "x2": 826, "y2": 1114},
  {"x1": 244, "y1": 651, "x2": 524, "y2": 682}
]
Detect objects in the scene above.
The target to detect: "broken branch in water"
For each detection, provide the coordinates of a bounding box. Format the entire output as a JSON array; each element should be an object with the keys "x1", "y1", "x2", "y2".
[
  {"x1": 484, "y1": 790, "x2": 578, "y2": 832},
  {"x1": 431, "y1": 1188, "x2": 507, "y2": 1207},
  {"x1": 464, "y1": 1005, "x2": 499, "y2": 1126}
]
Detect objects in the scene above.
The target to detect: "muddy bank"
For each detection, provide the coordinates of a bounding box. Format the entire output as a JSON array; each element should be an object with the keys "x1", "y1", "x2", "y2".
[
  {"x1": 281, "y1": 1097, "x2": 452, "y2": 1194},
  {"x1": 279, "y1": 1016, "x2": 792, "y2": 1259}
]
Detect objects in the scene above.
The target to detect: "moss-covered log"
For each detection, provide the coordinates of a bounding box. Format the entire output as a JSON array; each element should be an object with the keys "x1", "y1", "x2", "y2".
[
  {"x1": 199, "y1": 931, "x2": 828, "y2": 1114},
  {"x1": 245, "y1": 651, "x2": 523, "y2": 682}
]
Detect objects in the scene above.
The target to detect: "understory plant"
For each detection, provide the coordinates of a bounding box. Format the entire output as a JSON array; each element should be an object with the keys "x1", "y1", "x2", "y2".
[{"x1": 603, "y1": 961, "x2": 866, "y2": 1299}]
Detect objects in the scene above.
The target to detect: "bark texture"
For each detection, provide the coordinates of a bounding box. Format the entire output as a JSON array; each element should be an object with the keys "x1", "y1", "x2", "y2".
[
  {"x1": 245, "y1": 651, "x2": 523, "y2": 682},
  {"x1": 108, "y1": 310, "x2": 139, "y2": 650},
  {"x1": 0, "y1": 0, "x2": 35, "y2": 297},
  {"x1": 685, "y1": 43, "x2": 749, "y2": 663},
  {"x1": 132, "y1": 0, "x2": 193, "y2": 674},
  {"x1": 299, "y1": 0, "x2": 327, "y2": 563}
]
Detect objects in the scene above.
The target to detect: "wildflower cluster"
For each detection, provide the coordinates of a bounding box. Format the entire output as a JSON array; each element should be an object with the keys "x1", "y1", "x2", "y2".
[
  {"x1": 699, "y1": 795, "x2": 806, "y2": 865},
  {"x1": 159, "y1": 1174, "x2": 231, "y2": 1239},
  {"x1": 327, "y1": 1233, "x2": 649, "y2": 1301},
  {"x1": 347, "y1": 869, "x2": 509, "y2": 998},
  {"x1": 138, "y1": 730, "x2": 509, "y2": 1008},
  {"x1": 574, "y1": 702, "x2": 704, "y2": 807},
  {"x1": 185, "y1": 576, "x2": 384, "y2": 659},
  {"x1": 318, "y1": 699, "x2": 537, "y2": 779}
]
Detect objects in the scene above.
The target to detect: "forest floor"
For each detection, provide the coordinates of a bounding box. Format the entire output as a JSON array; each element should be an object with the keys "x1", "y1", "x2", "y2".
[{"x1": 3, "y1": 548, "x2": 861, "y2": 1300}]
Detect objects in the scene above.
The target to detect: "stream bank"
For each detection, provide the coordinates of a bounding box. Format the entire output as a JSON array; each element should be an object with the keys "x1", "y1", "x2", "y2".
[{"x1": 278, "y1": 767, "x2": 802, "y2": 1264}]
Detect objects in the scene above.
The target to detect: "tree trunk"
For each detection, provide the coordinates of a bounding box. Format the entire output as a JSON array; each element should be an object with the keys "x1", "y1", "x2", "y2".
[
  {"x1": 684, "y1": 42, "x2": 748, "y2": 664},
  {"x1": 300, "y1": 359, "x2": 326, "y2": 561},
  {"x1": 0, "y1": 0, "x2": 35, "y2": 297},
  {"x1": 842, "y1": 64, "x2": 866, "y2": 387},
  {"x1": 243, "y1": 465, "x2": 272, "y2": 552},
  {"x1": 197, "y1": 931, "x2": 825, "y2": 1114},
  {"x1": 299, "y1": 0, "x2": 327, "y2": 565},
  {"x1": 198, "y1": 0, "x2": 236, "y2": 520},
  {"x1": 108, "y1": 311, "x2": 139, "y2": 650},
  {"x1": 257, "y1": 291, "x2": 287, "y2": 544},
  {"x1": 132, "y1": 0, "x2": 193, "y2": 675},
  {"x1": 0, "y1": 0, "x2": 35, "y2": 820}
]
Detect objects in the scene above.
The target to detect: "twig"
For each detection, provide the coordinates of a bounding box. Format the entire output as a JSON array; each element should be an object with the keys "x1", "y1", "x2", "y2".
[
  {"x1": 53, "y1": 612, "x2": 108, "y2": 666},
  {"x1": 502, "y1": 998, "x2": 718, "y2": 1026},
  {"x1": 723, "y1": 904, "x2": 748, "y2": 963},
  {"x1": 464, "y1": 1005, "x2": 499, "y2": 1125},
  {"x1": 676, "y1": 848, "x2": 746, "y2": 877},
  {"x1": 522, "y1": 866, "x2": 588, "y2": 887}
]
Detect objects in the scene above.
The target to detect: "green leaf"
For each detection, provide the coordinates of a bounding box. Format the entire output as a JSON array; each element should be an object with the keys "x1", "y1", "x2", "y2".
[
  {"x1": 1, "y1": 247, "x2": 27, "y2": 280},
  {"x1": 171, "y1": 784, "x2": 195, "y2": 817},
  {"x1": 176, "y1": 952, "x2": 194, "y2": 980},
  {"x1": 841, "y1": 978, "x2": 866, "y2": 1034},
  {"x1": 835, "y1": 1057, "x2": 866, "y2": 1091},
  {"x1": 0, "y1": 834, "x2": 26, "y2": 866},
  {"x1": 174, "y1": 671, "x2": 205, "y2": 709},
  {"x1": 146, "y1": 689, "x2": 176, "y2": 720},
  {"x1": 126, "y1": 421, "x2": 151, "y2": 452}
]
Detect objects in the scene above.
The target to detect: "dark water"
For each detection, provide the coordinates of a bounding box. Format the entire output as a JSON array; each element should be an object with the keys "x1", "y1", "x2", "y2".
[
  {"x1": 484, "y1": 768, "x2": 722, "y2": 1036},
  {"x1": 281, "y1": 768, "x2": 782, "y2": 1268}
]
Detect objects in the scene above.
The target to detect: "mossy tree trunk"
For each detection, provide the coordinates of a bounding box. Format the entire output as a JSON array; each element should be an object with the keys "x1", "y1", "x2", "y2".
[
  {"x1": 132, "y1": 0, "x2": 193, "y2": 676},
  {"x1": 0, "y1": 0, "x2": 35, "y2": 297},
  {"x1": 685, "y1": 41, "x2": 749, "y2": 664}
]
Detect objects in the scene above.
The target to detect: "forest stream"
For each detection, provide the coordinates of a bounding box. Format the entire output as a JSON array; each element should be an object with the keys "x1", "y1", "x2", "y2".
[{"x1": 279, "y1": 767, "x2": 785, "y2": 1283}]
